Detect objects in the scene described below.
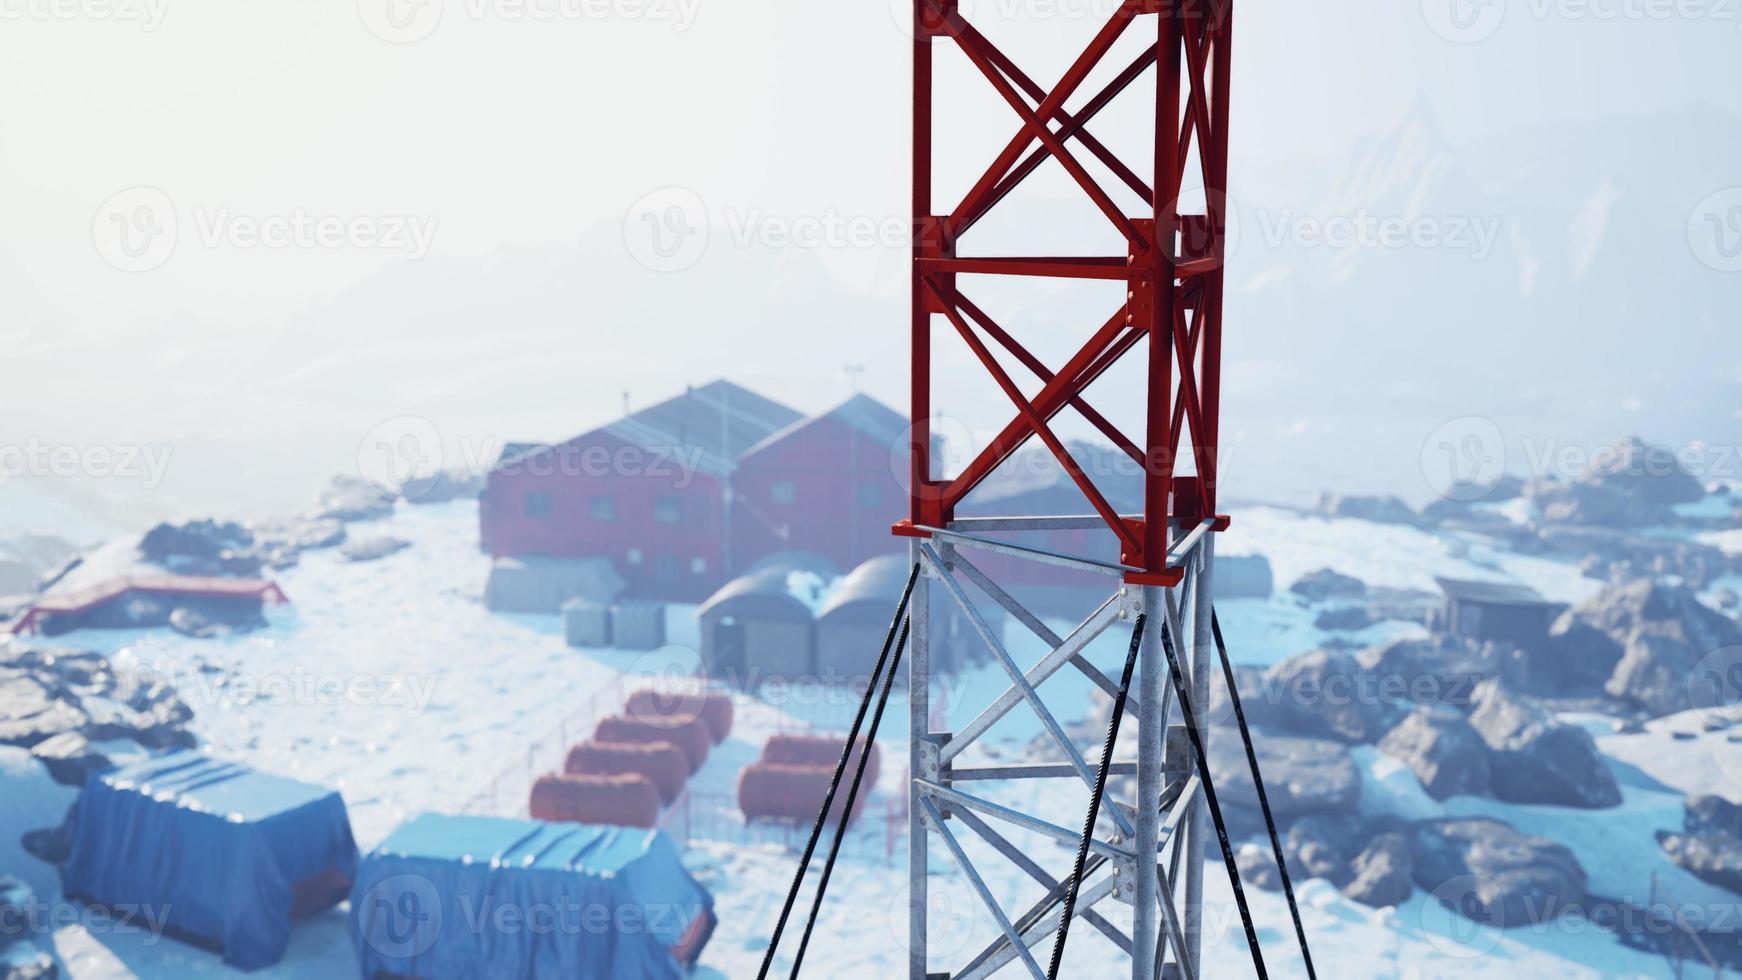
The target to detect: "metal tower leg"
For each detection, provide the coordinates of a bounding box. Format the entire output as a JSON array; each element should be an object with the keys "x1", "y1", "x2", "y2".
[
  {"x1": 908, "y1": 539, "x2": 931, "y2": 980},
  {"x1": 1132, "y1": 582, "x2": 1166, "y2": 977}
]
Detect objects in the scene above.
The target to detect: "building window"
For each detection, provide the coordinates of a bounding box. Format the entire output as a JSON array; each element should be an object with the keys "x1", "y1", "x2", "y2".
[
  {"x1": 770, "y1": 481, "x2": 798, "y2": 505},
  {"x1": 654, "y1": 495, "x2": 684, "y2": 525},
  {"x1": 691, "y1": 557, "x2": 708, "y2": 576},
  {"x1": 589, "y1": 496, "x2": 617, "y2": 521},
  {"x1": 626, "y1": 548, "x2": 643, "y2": 565},
  {"x1": 523, "y1": 492, "x2": 553, "y2": 520}
]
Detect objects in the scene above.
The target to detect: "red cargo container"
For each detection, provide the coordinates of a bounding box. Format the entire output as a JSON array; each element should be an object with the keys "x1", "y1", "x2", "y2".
[
  {"x1": 762, "y1": 734, "x2": 881, "y2": 788},
  {"x1": 625, "y1": 689, "x2": 735, "y2": 744},
  {"x1": 737, "y1": 763, "x2": 869, "y2": 827},
  {"x1": 529, "y1": 772, "x2": 660, "y2": 829},
  {"x1": 565, "y1": 740, "x2": 689, "y2": 806},
  {"x1": 595, "y1": 715, "x2": 712, "y2": 773}
]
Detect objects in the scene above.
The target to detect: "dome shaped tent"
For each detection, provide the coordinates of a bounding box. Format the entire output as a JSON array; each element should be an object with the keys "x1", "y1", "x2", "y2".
[{"x1": 694, "y1": 551, "x2": 841, "y2": 685}]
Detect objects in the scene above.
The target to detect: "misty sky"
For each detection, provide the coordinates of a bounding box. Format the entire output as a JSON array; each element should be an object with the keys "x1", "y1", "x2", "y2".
[{"x1": 1, "y1": 0, "x2": 1738, "y2": 533}]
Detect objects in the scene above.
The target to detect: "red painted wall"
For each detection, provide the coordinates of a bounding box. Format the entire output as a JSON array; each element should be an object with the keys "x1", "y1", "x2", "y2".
[
  {"x1": 730, "y1": 416, "x2": 906, "y2": 572},
  {"x1": 480, "y1": 431, "x2": 729, "y2": 602}
]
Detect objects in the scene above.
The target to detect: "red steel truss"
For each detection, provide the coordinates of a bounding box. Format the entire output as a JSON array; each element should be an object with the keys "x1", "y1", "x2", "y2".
[{"x1": 894, "y1": 0, "x2": 1233, "y2": 586}]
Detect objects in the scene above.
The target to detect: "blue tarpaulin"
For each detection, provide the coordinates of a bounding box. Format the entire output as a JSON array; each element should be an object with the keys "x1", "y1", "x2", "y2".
[
  {"x1": 60, "y1": 751, "x2": 359, "y2": 971},
  {"x1": 351, "y1": 814, "x2": 716, "y2": 979}
]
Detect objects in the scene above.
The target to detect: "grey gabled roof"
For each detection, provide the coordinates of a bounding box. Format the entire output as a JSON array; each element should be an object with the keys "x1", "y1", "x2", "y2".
[
  {"x1": 740, "y1": 394, "x2": 908, "y2": 461},
  {"x1": 496, "y1": 380, "x2": 801, "y2": 479},
  {"x1": 1434, "y1": 577, "x2": 1552, "y2": 607}
]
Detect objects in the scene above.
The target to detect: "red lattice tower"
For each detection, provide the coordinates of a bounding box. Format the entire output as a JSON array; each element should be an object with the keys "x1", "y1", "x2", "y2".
[{"x1": 894, "y1": 0, "x2": 1234, "y2": 585}]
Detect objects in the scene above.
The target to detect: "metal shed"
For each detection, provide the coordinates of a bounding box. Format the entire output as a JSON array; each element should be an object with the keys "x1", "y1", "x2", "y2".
[
  {"x1": 815, "y1": 554, "x2": 1002, "y2": 680},
  {"x1": 695, "y1": 551, "x2": 840, "y2": 685},
  {"x1": 1435, "y1": 577, "x2": 1564, "y2": 650}
]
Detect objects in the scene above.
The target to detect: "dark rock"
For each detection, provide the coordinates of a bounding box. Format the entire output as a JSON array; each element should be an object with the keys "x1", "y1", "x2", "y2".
[
  {"x1": 1659, "y1": 831, "x2": 1742, "y2": 896},
  {"x1": 28, "y1": 731, "x2": 111, "y2": 787},
  {"x1": 317, "y1": 476, "x2": 396, "y2": 523},
  {"x1": 0, "y1": 875, "x2": 60, "y2": 979},
  {"x1": 1237, "y1": 846, "x2": 1282, "y2": 891},
  {"x1": 1344, "y1": 833, "x2": 1414, "y2": 908},
  {"x1": 80, "y1": 596, "x2": 170, "y2": 631},
  {"x1": 22, "y1": 819, "x2": 72, "y2": 866},
  {"x1": 1285, "y1": 814, "x2": 1363, "y2": 885},
  {"x1": 1358, "y1": 636, "x2": 1507, "y2": 706},
  {"x1": 1314, "y1": 606, "x2": 1373, "y2": 632},
  {"x1": 1411, "y1": 818, "x2": 1587, "y2": 927},
  {"x1": 1208, "y1": 730, "x2": 1361, "y2": 821},
  {"x1": 401, "y1": 470, "x2": 484, "y2": 505},
  {"x1": 340, "y1": 536, "x2": 411, "y2": 562},
  {"x1": 164, "y1": 594, "x2": 268, "y2": 639},
  {"x1": 140, "y1": 519, "x2": 252, "y2": 564},
  {"x1": 1378, "y1": 706, "x2": 1491, "y2": 800},
  {"x1": 1548, "y1": 579, "x2": 1742, "y2": 716},
  {"x1": 1528, "y1": 438, "x2": 1706, "y2": 527},
  {"x1": 1469, "y1": 681, "x2": 1621, "y2": 809},
  {"x1": 1687, "y1": 795, "x2": 1742, "y2": 839},
  {"x1": 0, "y1": 644, "x2": 194, "y2": 752},
  {"x1": 1290, "y1": 569, "x2": 1368, "y2": 602},
  {"x1": 1316, "y1": 493, "x2": 1420, "y2": 526},
  {"x1": 1263, "y1": 649, "x2": 1405, "y2": 744}
]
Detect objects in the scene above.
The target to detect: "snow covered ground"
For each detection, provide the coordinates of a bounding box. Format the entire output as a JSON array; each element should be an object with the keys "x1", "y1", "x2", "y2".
[{"x1": 0, "y1": 500, "x2": 1720, "y2": 977}]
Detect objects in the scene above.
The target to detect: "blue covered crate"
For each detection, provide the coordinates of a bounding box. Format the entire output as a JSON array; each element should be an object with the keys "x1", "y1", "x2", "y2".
[
  {"x1": 351, "y1": 814, "x2": 716, "y2": 979},
  {"x1": 60, "y1": 751, "x2": 359, "y2": 970}
]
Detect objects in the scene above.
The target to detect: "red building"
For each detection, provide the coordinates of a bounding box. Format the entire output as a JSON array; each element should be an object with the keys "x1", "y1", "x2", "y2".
[
  {"x1": 480, "y1": 381, "x2": 801, "y2": 602},
  {"x1": 729, "y1": 395, "x2": 909, "y2": 573}
]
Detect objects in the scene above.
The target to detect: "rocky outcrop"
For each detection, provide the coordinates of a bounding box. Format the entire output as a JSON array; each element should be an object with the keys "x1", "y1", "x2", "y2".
[
  {"x1": 1377, "y1": 706, "x2": 1491, "y2": 800},
  {"x1": 1546, "y1": 579, "x2": 1742, "y2": 716},
  {"x1": 0, "y1": 643, "x2": 193, "y2": 784},
  {"x1": 1468, "y1": 682, "x2": 1621, "y2": 809},
  {"x1": 1316, "y1": 493, "x2": 1421, "y2": 527},
  {"x1": 316, "y1": 476, "x2": 396, "y2": 523},
  {"x1": 0, "y1": 875, "x2": 58, "y2": 979},
  {"x1": 1358, "y1": 636, "x2": 1513, "y2": 707},
  {"x1": 1263, "y1": 649, "x2": 1406, "y2": 744},
  {"x1": 340, "y1": 536, "x2": 411, "y2": 563},
  {"x1": 140, "y1": 519, "x2": 259, "y2": 575},
  {"x1": 1208, "y1": 731, "x2": 1361, "y2": 822},
  {"x1": 1526, "y1": 437, "x2": 1706, "y2": 527},
  {"x1": 1659, "y1": 831, "x2": 1742, "y2": 896},
  {"x1": 1411, "y1": 818, "x2": 1587, "y2": 927},
  {"x1": 1659, "y1": 795, "x2": 1742, "y2": 897},
  {"x1": 1290, "y1": 569, "x2": 1367, "y2": 603},
  {"x1": 400, "y1": 471, "x2": 484, "y2": 505},
  {"x1": 1344, "y1": 833, "x2": 1414, "y2": 908}
]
